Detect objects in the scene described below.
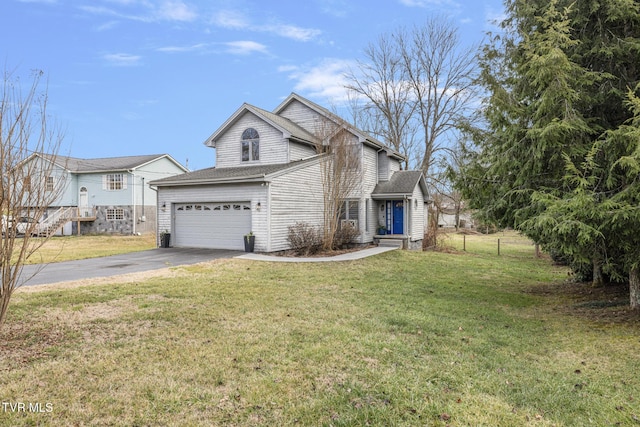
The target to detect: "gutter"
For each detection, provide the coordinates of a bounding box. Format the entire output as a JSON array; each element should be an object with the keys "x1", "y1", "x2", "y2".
[{"x1": 149, "y1": 174, "x2": 270, "y2": 187}]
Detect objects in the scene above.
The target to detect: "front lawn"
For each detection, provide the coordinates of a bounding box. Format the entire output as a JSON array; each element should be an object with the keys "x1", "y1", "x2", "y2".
[{"x1": 2, "y1": 238, "x2": 639, "y2": 425}]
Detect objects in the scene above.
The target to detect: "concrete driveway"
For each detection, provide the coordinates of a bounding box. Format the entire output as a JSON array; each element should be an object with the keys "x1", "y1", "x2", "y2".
[{"x1": 18, "y1": 248, "x2": 242, "y2": 287}]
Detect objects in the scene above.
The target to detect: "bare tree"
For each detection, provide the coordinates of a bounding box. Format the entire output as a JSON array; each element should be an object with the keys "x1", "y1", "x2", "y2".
[
  {"x1": 314, "y1": 118, "x2": 362, "y2": 251},
  {"x1": 345, "y1": 33, "x2": 418, "y2": 170},
  {"x1": 0, "y1": 69, "x2": 67, "y2": 328},
  {"x1": 347, "y1": 17, "x2": 478, "y2": 178},
  {"x1": 402, "y1": 18, "x2": 478, "y2": 177}
]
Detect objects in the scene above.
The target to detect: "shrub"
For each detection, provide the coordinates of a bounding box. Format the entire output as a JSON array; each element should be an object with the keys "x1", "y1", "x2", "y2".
[
  {"x1": 287, "y1": 222, "x2": 322, "y2": 256},
  {"x1": 332, "y1": 222, "x2": 360, "y2": 249}
]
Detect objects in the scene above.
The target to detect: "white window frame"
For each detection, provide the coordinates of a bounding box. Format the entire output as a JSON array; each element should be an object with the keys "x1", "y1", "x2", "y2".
[
  {"x1": 103, "y1": 174, "x2": 126, "y2": 191},
  {"x1": 45, "y1": 176, "x2": 54, "y2": 192},
  {"x1": 106, "y1": 208, "x2": 124, "y2": 220},
  {"x1": 241, "y1": 128, "x2": 260, "y2": 162},
  {"x1": 339, "y1": 200, "x2": 360, "y2": 228}
]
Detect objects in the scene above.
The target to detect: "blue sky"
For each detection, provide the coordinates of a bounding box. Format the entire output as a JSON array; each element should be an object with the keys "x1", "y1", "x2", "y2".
[{"x1": 3, "y1": 0, "x2": 504, "y2": 171}]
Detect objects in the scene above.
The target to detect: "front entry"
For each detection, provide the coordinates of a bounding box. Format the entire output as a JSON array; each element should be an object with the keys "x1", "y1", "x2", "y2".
[
  {"x1": 386, "y1": 200, "x2": 404, "y2": 234},
  {"x1": 79, "y1": 187, "x2": 89, "y2": 217}
]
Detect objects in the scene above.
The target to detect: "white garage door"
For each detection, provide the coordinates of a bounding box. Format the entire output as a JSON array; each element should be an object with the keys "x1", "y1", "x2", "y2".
[{"x1": 173, "y1": 202, "x2": 251, "y2": 250}]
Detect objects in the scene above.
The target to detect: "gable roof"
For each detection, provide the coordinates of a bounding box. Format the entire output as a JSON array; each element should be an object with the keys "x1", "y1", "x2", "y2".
[
  {"x1": 204, "y1": 93, "x2": 405, "y2": 162},
  {"x1": 37, "y1": 153, "x2": 188, "y2": 173},
  {"x1": 149, "y1": 155, "x2": 323, "y2": 187},
  {"x1": 371, "y1": 171, "x2": 429, "y2": 199},
  {"x1": 204, "y1": 103, "x2": 320, "y2": 148},
  {"x1": 275, "y1": 93, "x2": 406, "y2": 161}
]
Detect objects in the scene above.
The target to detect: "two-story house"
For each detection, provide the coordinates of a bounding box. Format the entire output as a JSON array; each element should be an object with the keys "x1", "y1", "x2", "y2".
[
  {"x1": 22, "y1": 153, "x2": 188, "y2": 235},
  {"x1": 149, "y1": 93, "x2": 429, "y2": 252}
]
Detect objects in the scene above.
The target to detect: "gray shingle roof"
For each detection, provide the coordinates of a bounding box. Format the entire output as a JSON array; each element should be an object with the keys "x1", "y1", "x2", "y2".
[
  {"x1": 149, "y1": 156, "x2": 321, "y2": 186},
  {"x1": 372, "y1": 171, "x2": 426, "y2": 196},
  {"x1": 248, "y1": 105, "x2": 319, "y2": 145},
  {"x1": 42, "y1": 154, "x2": 170, "y2": 172}
]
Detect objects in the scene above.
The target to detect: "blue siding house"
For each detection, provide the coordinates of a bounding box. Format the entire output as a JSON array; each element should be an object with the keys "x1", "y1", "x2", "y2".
[{"x1": 23, "y1": 153, "x2": 187, "y2": 235}]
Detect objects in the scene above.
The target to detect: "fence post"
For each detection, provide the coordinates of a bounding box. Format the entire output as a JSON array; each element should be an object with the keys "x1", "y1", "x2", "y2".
[
  {"x1": 498, "y1": 238, "x2": 501, "y2": 256},
  {"x1": 463, "y1": 234, "x2": 466, "y2": 251}
]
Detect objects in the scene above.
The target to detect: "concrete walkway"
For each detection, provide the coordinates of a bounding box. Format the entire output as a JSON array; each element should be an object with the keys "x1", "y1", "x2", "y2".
[{"x1": 235, "y1": 246, "x2": 398, "y2": 262}]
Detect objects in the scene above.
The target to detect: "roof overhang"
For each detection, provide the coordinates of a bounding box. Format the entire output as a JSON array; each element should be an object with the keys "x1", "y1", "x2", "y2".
[
  {"x1": 150, "y1": 174, "x2": 270, "y2": 187},
  {"x1": 371, "y1": 193, "x2": 413, "y2": 200}
]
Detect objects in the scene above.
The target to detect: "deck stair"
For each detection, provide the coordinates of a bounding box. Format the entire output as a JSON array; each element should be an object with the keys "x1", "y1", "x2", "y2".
[{"x1": 37, "y1": 207, "x2": 77, "y2": 237}]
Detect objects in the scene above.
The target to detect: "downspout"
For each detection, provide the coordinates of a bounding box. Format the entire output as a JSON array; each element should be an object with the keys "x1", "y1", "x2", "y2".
[
  {"x1": 130, "y1": 170, "x2": 136, "y2": 235},
  {"x1": 404, "y1": 196, "x2": 409, "y2": 239},
  {"x1": 267, "y1": 182, "x2": 272, "y2": 252},
  {"x1": 148, "y1": 184, "x2": 159, "y2": 246}
]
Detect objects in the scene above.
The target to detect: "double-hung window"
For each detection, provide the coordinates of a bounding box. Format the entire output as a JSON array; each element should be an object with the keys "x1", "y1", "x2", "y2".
[
  {"x1": 104, "y1": 174, "x2": 125, "y2": 191},
  {"x1": 45, "y1": 176, "x2": 54, "y2": 192},
  {"x1": 339, "y1": 200, "x2": 360, "y2": 228}
]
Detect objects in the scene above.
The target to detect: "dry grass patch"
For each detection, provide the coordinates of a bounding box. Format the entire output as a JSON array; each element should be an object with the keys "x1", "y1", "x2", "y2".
[{"x1": 23, "y1": 234, "x2": 156, "y2": 265}]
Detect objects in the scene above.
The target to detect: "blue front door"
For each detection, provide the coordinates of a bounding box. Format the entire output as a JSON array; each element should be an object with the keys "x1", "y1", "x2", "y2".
[{"x1": 392, "y1": 200, "x2": 404, "y2": 234}]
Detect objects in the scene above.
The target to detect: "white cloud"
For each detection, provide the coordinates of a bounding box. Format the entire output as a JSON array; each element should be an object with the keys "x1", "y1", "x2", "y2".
[
  {"x1": 103, "y1": 53, "x2": 142, "y2": 66},
  {"x1": 157, "y1": 0, "x2": 197, "y2": 22},
  {"x1": 211, "y1": 9, "x2": 321, "y2": 42},
  {"x1": 266, "y1": 24, "x2": 321, "y2": 42},
  {"x1": 224, "y1": 41, "x2": 268, "y2": 55},
  {"x1": 79, "y1": 0, "x2": 198, "y2": 23},
  {"x1": 95, "y1": 20, "x2": 119, "y2": 31},
  {"x1": 398, "y1": 0, "x2": 457, "y2": 6},
  {"x1": 156, "y1": 43, "x2": 208, "y2": 53},
  {"x1": 397, "y1": 0, "x2": 462, "y2": 15},
  {"x1": 316, "y1": 0, "x2": 351, "y2": 18},
  {"x1": 17, "y1": 0, "x2": 57, "y2": 3},
  {"x1": 281, "y1": 58, "x2": 355, "y2": 103},
  {"x1": 485, "y1": 5, "x2": 506, "y2": 30},
  {"x1": 211, "y1": 9, "x2": 250, "y2": 29}
]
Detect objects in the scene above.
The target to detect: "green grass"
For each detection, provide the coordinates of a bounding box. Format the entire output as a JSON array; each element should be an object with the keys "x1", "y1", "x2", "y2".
[{"x1": 2, "y1": 235, "x2": 639, "y2": 426}]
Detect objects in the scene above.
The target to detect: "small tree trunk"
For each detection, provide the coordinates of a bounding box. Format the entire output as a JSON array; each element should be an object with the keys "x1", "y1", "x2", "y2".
[
  {"x1": 630, "y1": 267, "x2": 640, "y2": 310},
  {"x1": 592, "y1": 258, "x2": 604, "y2": 287}
]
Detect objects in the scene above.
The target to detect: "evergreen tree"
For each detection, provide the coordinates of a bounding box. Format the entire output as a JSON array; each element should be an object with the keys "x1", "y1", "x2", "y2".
[{"x1": 455, "y1": 0, "x2": 640, "y2": 307}]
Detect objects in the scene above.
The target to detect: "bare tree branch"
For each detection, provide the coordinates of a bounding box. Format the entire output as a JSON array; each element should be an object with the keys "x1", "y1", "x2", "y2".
[
  {"x1": 313, "y1": 117, "x2": 362, "y2": 251},
  {"x1": 0, "y1": 69, "x2": 67, "y2": 328},
  {"x1": 346, "y1": 17, "x2": 479, "y2": 178}
]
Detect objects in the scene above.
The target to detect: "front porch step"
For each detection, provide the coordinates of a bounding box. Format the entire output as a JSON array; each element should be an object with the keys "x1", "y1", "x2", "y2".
[{"x1": 378, "y1": 239, "x2": 404, "y2": 248}]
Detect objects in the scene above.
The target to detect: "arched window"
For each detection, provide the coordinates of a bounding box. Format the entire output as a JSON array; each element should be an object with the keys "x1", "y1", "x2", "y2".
[{"x1": 241, "y1": 128, "x2": 259, "y2": 161}]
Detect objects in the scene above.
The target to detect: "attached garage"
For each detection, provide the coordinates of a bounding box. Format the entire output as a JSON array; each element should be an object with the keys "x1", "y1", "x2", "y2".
[{"x1": 173, "y1": 202, "x2": 251, "y2": 250}]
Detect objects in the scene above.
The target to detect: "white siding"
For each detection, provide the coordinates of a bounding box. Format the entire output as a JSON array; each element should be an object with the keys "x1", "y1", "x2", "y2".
[
  {"x1": 410, "y1": 184, "x2": 426, "y2": 241},
  {"x1": 289, "y1": 141, "x2": 317, "y2": 161},
  {"x1": 377, "y1": 151, "x2": 389, "y2": 182},
  {"x1": 390, "y1": 157, "x2": 401, "y2": 173},
  {"x1": 360, "y1": 145, "x2": 379, "y2": 243},
  {"x1": 277, "y1": 99, "x2": 327, "y2": 135},
  {"x1": 268, "y1": 160, "x2": 325, "y2": 252},
  {"x1": 215, "y1": 112, "x2": 288, "y2": 168},
  {"x1": 156, "y1": 183, "x2": 268, "y2": 251}
]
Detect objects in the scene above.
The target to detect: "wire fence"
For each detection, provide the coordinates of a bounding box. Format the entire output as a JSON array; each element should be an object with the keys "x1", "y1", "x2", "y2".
[{"x1": 437, "y1": 230, "x2": 541, "y2": 258}]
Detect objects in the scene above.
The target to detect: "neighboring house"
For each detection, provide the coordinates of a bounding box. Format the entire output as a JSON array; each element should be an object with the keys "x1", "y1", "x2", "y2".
[
  {"x1": 22, "y1": 153, "x2": 188, "y2": 235},
  {"x1": 149, "y1": 93, "x2": 429, "y2": 252},
  {"x1": 436, "y1": 195, "x2": 476, "y2": 229}
]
